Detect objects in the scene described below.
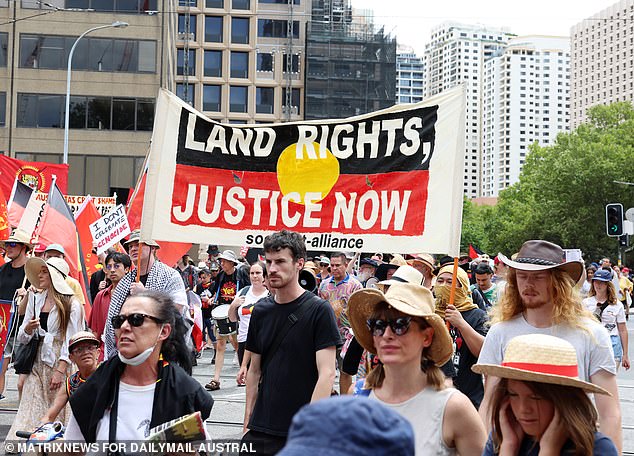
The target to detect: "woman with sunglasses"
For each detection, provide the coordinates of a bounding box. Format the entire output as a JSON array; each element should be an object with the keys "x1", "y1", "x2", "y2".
[
  {"x1": 65, "y1": 290, "x2": 213, "y2": 442},
  {"x1": 5, "y1": 256, "x2": 84, "y2": 449},
  {"x1": 348, "y1": 282, "x2": 486, "y2": 455}
]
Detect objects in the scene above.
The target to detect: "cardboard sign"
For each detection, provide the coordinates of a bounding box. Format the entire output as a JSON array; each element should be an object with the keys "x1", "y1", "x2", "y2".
[{"x1": 90, "y1": 205, "x2": 131, "y2": 254}]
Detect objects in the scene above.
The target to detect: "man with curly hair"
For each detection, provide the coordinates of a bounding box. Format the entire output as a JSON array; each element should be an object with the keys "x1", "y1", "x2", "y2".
[{"x1": 477, "y1": 240, "x2": 621, "y2": 453}]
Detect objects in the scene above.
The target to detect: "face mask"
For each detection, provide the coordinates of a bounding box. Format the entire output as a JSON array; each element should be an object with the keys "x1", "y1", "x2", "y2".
[
  {"x1": 434, "y1": 284, "x2": 451, "y2": 314},
  {"x1": 118, "y1": 324, "x2": 164, "y2": 366}
]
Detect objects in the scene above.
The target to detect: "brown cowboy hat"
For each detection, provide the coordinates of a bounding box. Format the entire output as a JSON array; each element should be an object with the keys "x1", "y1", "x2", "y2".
[
  {"x1": 497, "y1": 240, "x2": 583, "y2": 283},
  {"x1": 348, "y1": 283, "x2": 453, "y2": 366}
]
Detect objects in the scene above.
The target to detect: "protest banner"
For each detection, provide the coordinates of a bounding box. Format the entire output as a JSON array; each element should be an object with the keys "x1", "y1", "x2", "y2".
[
  {"x1": 90, "y1": 205, "x2": 131, "y2": 254},
  {"x1": 142, "y1": 87, "x2": 466, "y2": 255}
]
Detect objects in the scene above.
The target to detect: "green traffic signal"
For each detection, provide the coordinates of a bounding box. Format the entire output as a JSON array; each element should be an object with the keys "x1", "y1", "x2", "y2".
[{"x1": 606, "y1": 203, "x2": 624, "y2": 237}]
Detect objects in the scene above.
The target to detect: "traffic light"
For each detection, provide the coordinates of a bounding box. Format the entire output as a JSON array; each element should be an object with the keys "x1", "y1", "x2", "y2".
[
  {"x1": 619, "y1": 234, "x2": 629, "y2": 247},
  {"x1": 606, "y1": 203, "x2": 624, "y2": 236}
]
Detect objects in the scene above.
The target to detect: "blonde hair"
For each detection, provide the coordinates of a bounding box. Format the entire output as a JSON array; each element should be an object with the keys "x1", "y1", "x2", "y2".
[
  {"x1": 490, "y1": 268, "x2": 594, "y2": 329},
  {"x1": 364, "y1": 302, "x2": 445, "y2": 391},
  {"x1": 50, "y1": 288, "x2": 73, "y2": 338}
]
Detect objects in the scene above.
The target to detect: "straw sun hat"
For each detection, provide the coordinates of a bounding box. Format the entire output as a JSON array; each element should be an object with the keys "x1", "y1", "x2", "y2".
[
  {"x1": 348, "y1": 283, "x2": 453, "y2": 366},
  {"x1": 25, "y1": 256, "x2": 74, "y2": 296},
  {"x1": 472, "y1": 334, "x2": 609, "y2": 395}
]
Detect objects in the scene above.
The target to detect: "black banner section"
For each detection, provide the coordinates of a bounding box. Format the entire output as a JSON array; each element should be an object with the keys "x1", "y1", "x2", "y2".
[{"x1": 176, "y1": 105, "x2": 438, "y2": 174}]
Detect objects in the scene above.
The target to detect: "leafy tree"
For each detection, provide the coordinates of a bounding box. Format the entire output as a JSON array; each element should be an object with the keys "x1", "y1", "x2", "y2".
[{"x1": 483, "y1": 102, "x2": 634, "y2": 262}]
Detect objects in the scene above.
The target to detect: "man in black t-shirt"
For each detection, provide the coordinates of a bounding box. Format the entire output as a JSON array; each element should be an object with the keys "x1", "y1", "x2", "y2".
[{"x1": 242, "y1": 231, "x2": 340, "y2": 455}]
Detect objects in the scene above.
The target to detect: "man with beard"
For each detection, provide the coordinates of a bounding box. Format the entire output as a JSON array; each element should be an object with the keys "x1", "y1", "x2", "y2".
[
  {"x1": 477, "y1": 240, "x2": 621, "y2": 453},
  {"x1": 242, "y1": 231, "x2": 340, "y2": 455}
]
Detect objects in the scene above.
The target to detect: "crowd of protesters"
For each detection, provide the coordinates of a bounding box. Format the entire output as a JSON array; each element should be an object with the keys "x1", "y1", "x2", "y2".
[{"x1": 0, "y1": 226, "x2": 631, "y2": 455}]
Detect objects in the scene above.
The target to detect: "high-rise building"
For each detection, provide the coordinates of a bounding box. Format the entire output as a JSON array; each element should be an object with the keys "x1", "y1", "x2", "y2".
[
  {"x1": 174, "y1": 0, "x2": 310, "y2": 124},
  {"x1": 570, "y1": 0, "x2": 634, "y2": 128},
  {"x1": 396, "y1": 47, "x2": 424, "y2": 104},
  {"x1": 304, "y1": 0, "x2": 396, "y2": 119},
  {"x1": 482, "y1": 36, "x2": 570, "y2": 197},
  {"x1": 424, "y1": 23, "x2": 514, "y2": 198},
  {"x1": 0, "y1": 2, "x2": 164, "y2": 197}
]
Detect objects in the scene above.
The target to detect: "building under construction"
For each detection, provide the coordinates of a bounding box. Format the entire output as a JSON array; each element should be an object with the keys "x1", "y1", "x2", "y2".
[{"x1": 305, "y1": 0, "x2": 396, "y2": 120}]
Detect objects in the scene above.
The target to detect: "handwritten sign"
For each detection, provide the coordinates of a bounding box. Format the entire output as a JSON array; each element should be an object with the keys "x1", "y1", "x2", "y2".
[{"x1": 90, "y1": 205, "x2": 131, "y2": 254}]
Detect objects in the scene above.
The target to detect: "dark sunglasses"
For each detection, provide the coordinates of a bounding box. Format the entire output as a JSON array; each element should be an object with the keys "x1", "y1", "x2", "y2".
[
  {"x1": 5, "y1": 242, "x2": 22, "y2": 248},
  {"x1": 111, "y1": 313, "x2": 163, "y2": 329},
  {"x1": 367, "y1": 317, "x2": 412, "y2": 337}
]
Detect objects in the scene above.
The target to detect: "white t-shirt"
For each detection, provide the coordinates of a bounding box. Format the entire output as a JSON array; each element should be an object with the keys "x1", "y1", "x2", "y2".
[
  {"x1": 478, "y1": 314, "x2": 616, "y2": 380},
  {"x1": 583, "y1": 297, "x2": 626, "y2": 337},
  {"x1": 237, "y1": 287, "x2": 269, "y2": 343},
  {"x1": 65, "y1": 381, "x2": 156, "y2": 443}
]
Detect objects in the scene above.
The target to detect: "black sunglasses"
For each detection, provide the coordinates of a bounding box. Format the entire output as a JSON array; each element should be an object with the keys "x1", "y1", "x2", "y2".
[
  {"x1": 5, "y1": 242, "x2": 22, "y2": 248},
  {"x1": 111, "y1": 313, "x2": 163, "y2": 329},
  {"x1": 367, "y1": 317, "x2": 412, "y2": 337}
]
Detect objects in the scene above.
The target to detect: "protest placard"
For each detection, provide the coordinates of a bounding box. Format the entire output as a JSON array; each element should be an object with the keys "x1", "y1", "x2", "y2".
[{"x1": 90, "y1": 205, "x2": 131, "y2": 254}]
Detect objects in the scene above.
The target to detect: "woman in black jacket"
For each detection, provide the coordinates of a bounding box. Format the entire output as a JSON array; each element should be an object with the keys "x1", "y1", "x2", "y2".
[{"x1": 65, "y1": 290, "x2": 213, "y2": 442}]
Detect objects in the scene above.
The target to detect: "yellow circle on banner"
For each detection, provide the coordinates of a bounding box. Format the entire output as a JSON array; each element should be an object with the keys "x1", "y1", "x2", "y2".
[{"x1": 277, "y1": 142, "x2": 340, "y2": 204}]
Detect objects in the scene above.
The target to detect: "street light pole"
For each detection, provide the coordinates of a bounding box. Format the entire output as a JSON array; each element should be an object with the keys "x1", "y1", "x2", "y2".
[{"x1": 63, "y1": 21, "x2": 128, "y2": 164}]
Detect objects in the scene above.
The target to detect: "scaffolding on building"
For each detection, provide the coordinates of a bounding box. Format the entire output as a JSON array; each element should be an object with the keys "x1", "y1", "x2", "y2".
[{"x1": 305, "y1": 0, "x2": 396, "y2": 120}]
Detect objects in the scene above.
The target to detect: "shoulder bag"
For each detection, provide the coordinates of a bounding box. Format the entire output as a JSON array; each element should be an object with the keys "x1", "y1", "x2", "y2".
[{"x1": 13, "y1": 293, "x2": 41, "y2": 374}]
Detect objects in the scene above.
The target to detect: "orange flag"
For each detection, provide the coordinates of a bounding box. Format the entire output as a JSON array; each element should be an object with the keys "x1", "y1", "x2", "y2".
[{"x1": 75, "y1": 197, "x2": 103, "y2": 279}]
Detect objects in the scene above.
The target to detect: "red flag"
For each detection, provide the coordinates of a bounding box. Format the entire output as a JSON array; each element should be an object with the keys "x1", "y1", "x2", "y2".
[
  {"x1": 127, "y1": 165, "x2": 191, "y2": 266},
  {"x1": 75, "y1": 197, "x2": 102, "y2": 279},
  {"x1": 0, "y1": 186, "x2": 10, "y2": 241},
  {"x1": 0, "y1": 300, "x2": 13, "y2": 364},
  {"x1": 7, "y1": 179, "x2": 34, "y2": 228},
  {"x1": 0, "y1": 155, "x2": 68, "y2": 197}
]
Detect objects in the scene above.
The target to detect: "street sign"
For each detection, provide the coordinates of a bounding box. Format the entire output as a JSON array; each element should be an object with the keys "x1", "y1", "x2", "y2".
[{"x1": 606, "y1": 203, "x2": 624, "y2": 236}]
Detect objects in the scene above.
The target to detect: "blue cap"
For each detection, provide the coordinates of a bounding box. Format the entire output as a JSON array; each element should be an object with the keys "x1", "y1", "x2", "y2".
[
  {"x1": 278, "y1": 396, "x2": 415, "y2": 456},
  {"x1": 360, "y1": 258, "x2": 379, "y2": 268},
  {"x1": 592, "y1": 268, "x2": 613, "y2": 282}
]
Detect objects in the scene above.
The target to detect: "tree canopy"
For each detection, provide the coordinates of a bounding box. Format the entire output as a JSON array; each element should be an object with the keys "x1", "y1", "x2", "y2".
[{"x1": 461, "y1": 102, "x2": 634, "y2": 263}]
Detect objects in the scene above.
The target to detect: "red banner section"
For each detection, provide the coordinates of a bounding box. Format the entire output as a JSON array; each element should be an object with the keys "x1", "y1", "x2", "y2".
[
  {"x1": 0, "y1": 155, "x2": 68, "y2": 197},
  {"x1": 171, "y1": 165, "x2": 429, "y2": 236}
]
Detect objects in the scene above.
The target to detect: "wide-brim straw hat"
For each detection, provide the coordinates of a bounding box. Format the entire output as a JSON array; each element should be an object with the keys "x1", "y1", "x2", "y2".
[
  {"x1": 0, "y1": 229, "x2": 33, "y2": 250},
  {"x1": 407, "y1": 253, "x2": 435, "y2": 272},
  {"x1": 497, "y1": 240, "x2": 583, "y2": 283},
  {"x1": 25, "y1": 256, "x2": 74, "y2": 295},
  {"x1": 124, "y1": 229, "x2": 160, "y2": 248},
  {"x1": 217, "y1": 249, "x2": 239, "y2": 264},
  {"x1": 472, "y1": 334, "x2": 609, "y2": 395},
  {"x1": 348, "y1": 283, "x2": 453, "y2": 366}
]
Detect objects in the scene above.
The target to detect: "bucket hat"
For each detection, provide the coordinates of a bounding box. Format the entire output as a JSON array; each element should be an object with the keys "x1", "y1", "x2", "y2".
[
  {"x1": 69, "y1": 331, "x2": 101, "y2": 352},
  {"x1": 124, "y1": 229, "x2": 160, "y2": 248},
  {"x1": 359, "y1": 258, "x2": 379, "y2": 269},
  {"x1": 25, "y1": 256, "x2": 74, "y2": 295},
  {"x1": 279, "y1": 396, "x2": 415, "y2": 456},
  {"x1": 472, "y1": 334, "x2": 609, "y2": 395},
  {"x1": 0, "y1": 229, "x2": 33, "y2": 250},
  {"x1": 497, "y1": 240, "x2": 583, "y2": 283},
  {"x1": 217, "y1": 250, "x2": 239, "y2": 264},
  {"x1": 348, "y1": 283, "x2": 453, "y2": 366},
  {"x1": 44, "y1": 243, "x2": 66, "y2": 256}
]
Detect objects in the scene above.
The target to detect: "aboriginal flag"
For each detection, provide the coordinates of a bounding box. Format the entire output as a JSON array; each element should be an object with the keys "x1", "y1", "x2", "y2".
[{"x1": 7, "y1": 180, "x2": 34, "y2": 228}]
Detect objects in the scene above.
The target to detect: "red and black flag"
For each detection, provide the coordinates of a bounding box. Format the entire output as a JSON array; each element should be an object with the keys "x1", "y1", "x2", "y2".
[
  {"x1": 36, "y1": 182, "x2": 91, "y2": 313},
  {"x1": 7, "y1": 179, "x2": 34, "y2": 228},
  {"x1": 469, "y1": 244, "x2": 484, "y2": 260}
]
